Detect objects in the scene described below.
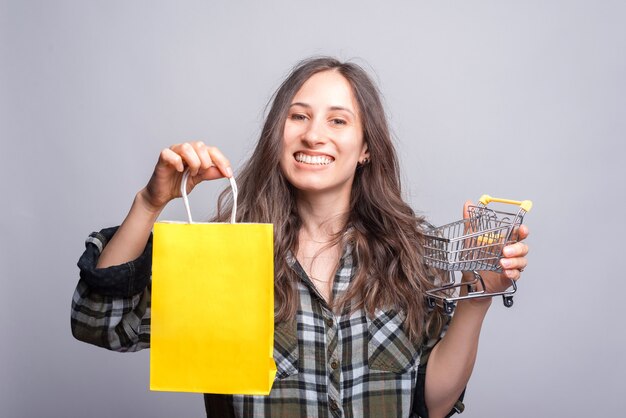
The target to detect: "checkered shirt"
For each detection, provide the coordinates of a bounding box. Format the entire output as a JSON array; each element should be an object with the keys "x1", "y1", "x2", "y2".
[{"x1": 71, "y1": 229, "x2": 448, "y2": 418}]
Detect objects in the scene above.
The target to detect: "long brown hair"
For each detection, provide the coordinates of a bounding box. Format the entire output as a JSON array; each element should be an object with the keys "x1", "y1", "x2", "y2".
[{"x1": 215, "y1": 57, "x2": 445, "y2": 343}]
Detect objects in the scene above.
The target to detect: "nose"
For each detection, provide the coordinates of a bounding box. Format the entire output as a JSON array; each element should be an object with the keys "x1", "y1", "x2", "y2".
[{"x1": 301, "y1": 119, "x2": 326, "y2": 146}]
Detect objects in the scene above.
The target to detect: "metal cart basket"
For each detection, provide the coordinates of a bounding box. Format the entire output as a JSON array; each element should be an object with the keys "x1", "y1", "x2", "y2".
[{"x1": 424, "y1": 195, "x2": 532, "y2": 314}]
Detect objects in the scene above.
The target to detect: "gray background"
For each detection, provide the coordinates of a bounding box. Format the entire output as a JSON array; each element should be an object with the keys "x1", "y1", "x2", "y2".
[{"x1": 2, "y1": 0, "x2": 625, "y2": 417}]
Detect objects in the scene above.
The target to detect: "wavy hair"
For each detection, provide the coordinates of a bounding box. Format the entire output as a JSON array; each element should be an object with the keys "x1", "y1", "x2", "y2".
[{"x1": 214, "y1": 57, "x2": 445, "y2": 343}]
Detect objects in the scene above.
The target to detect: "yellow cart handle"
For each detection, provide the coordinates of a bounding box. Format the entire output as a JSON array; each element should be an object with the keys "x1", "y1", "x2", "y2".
[{"x1": 478, "y1": 194, "x2": 533, "y2": 212}]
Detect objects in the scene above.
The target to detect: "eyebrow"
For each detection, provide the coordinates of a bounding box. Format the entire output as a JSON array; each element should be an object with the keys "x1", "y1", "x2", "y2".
[{"x1": 289, "y1": 102, "x2": 356, "y2": 118}]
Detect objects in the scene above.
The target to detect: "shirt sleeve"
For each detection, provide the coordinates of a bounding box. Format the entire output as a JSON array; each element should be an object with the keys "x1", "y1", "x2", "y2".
[{"x1": 70, "y1": 227, "x2": 152, "y2": 352}]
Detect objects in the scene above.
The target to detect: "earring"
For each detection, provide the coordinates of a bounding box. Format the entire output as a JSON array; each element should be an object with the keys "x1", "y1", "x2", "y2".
[{"x1": 360, "y1": 157, "x2": 370, "y2": 165}]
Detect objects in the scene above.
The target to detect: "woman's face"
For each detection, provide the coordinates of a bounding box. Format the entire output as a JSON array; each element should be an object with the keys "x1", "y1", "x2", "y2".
[{"x1": 280, "y1": 70, "x2": 368, "y2": 199}]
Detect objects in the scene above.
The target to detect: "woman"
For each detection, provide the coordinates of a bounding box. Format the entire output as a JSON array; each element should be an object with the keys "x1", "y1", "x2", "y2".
[{"x1": 71, "y1": 57, "x2": 529, "y2": 418}]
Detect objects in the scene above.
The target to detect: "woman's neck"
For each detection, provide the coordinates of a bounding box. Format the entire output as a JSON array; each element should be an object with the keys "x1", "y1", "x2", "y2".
[
  {"x1": 295, "y1": 190, "x2": 350, "y2": 241},
  {"x1": 295, "y1": 191, "x2": 349, "y2": 302}
]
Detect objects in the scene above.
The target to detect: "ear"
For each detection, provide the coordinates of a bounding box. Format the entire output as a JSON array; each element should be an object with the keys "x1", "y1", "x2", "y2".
[{"x1": 360, "y1": 142, "x2": 370, "y2": 160}]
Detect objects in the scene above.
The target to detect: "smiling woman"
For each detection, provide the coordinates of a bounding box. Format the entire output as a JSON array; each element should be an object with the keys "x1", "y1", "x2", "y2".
[
  {"x1": 70, "y1": 56, "x2": 530, "y2": 418},
  {"x1": 281, "y1": 70, "x2": 368, "y2": 201}
]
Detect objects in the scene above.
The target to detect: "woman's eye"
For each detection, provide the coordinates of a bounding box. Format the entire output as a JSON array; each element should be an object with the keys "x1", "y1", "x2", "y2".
[
  {"x1": 290, "y1": 113, "x2": 307, "y2": 121},
  {"x1": 330, "y1": 118, "x2": 347, "y2": 126}
]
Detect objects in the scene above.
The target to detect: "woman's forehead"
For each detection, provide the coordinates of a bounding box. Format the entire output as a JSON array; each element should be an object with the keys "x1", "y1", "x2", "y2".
[{"x1": 292, "y1": 70, "x2": 359, "y2": 113}]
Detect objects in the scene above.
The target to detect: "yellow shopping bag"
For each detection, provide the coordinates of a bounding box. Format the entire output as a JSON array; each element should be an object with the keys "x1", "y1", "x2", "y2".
[{"x1": 150, "y1": 171, "x2": 276, "y2": 394}]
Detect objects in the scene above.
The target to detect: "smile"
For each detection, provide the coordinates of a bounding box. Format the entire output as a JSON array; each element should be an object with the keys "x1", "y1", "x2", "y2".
[{"x1": 294, "y1": 152, "x2": 334, "y2": 165}]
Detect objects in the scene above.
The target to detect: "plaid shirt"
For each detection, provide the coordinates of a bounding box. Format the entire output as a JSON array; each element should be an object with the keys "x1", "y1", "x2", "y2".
[{"x1": 71, "y1": 227, "x2": 460, "y2": 418}]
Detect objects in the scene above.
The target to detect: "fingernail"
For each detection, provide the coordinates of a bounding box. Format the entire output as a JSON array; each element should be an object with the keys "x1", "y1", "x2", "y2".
[
  {"x1": 501, "y1": 259, "x2": 511, "y2": 268},
  {"x1": 226, "y1": 166, "x2": 233, "y2": 178}
]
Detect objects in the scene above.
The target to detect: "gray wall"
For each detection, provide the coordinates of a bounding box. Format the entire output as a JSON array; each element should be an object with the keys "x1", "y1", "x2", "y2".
[{"x1": 2, "y1": 0, "x2": 625, "y2": 417}]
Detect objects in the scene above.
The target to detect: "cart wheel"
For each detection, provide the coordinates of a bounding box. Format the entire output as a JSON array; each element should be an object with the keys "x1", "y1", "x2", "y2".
[
  {"x1": 427, "y1": 297, "x2": 437, "y2": 310},
  {"x1": 443, "y1": 301, "x2": 456, "y2": 315},
  {"x1": 503, "y1": 295, "x2": 514, "y2": 308}
]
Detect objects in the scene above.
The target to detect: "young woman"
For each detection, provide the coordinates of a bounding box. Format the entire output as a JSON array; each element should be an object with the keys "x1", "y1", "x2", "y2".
[{"x1": 71, "y1": 57, "x2": 529, "y2": 418}]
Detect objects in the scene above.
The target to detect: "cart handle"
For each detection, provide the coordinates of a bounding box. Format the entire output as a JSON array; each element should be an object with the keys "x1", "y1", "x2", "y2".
[{"x1": 478, "y1": 194, "x2": 533, "y2": 212}]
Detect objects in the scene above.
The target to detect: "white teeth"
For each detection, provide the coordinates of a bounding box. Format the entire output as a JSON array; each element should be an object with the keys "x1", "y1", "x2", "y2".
[{"x1": 295, "y1": 153, "x2": 333, "y2": 165}]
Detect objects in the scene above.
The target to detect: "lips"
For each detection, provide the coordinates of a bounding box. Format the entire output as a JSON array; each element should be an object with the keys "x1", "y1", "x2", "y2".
[{"x1": 294, "y1": 152, "x2": 334, "y2": 165}]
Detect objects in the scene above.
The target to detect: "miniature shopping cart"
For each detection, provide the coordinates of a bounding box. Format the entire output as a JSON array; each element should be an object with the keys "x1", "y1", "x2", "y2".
[{"x1": 423, "y1": 195, "x2": 532, "y2": 314}]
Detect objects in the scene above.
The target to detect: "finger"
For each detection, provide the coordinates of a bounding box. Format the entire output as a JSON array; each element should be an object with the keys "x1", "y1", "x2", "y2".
[
  {"x1": 198, "y1": 166, "x2": 225, "y2": 181},
  {"x1": 462, "y1": 200, "x2": 475, "y2": 239},
  {"x1": 205, "y1": 146, "x2": 233, "y2": 179},
  {"x1": 503, "y1": 241, "x2": 529, "y2": 258},
  {"x1": 171, "y1": 143, "x2": 202, "y2": 176},
  {"x1": 463, "y1": 200, "x2": 472, "y2": 220},
  {"x1": 159, "y1": 148, "x2": 185, "y2": 172},
  {"x1": 190, "y1": 141, "x2": 214, "y2": 172},
  {"x1": 504, "y1": 268, "x2": 523, "y2": 280},
  {"x1": 500, "y1": 256, "x2": 527, "y2": 271},
  {"x1": 517, "y1": 224, "x2": 529, "y2": 241}
]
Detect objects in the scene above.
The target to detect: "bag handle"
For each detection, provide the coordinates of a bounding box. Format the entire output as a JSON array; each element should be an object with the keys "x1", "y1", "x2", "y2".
[{"x1": 180, "y1": 169, "x2": 238, "y2": 224}]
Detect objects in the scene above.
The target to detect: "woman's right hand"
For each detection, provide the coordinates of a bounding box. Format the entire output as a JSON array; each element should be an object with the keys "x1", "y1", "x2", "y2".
[
  {"x1": 138, "y1": 141, "x2": 233, "y2": 213},
  {"x1": 96, "y1": 141, "x2": 231, "y2": 268}
]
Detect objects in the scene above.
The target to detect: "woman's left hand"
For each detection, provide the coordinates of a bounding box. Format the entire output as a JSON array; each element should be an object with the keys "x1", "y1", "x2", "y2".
[{"x1": 461, "y1": 201, "x2": 530, "y2": 296}]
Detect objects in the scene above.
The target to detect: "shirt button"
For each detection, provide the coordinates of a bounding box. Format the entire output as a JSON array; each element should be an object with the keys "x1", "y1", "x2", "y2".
[
  {"x1": 325, "y1": 317, "x2": 334, "y2": 328},
  {"x1": 330, "y1": 360, "x2": 339, "y2": 370}
]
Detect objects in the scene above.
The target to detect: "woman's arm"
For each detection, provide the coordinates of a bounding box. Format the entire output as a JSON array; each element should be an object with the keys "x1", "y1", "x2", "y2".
[
  {"x1": 71, "y1": 226, "x2": 153, "y2": 351},
  {"x1": 72, "y1": 142, "x2": 233, "y2": 350},
  {"x1": 424, "y1": 219, "x2": 530, "y2": 418},
  {"x1": 423, "y1": 298, "x2": 490, "y2": 417},
  {"x1": 95, "y1": 191, "x2": 162, "y2": 268},
  {"x1": 71, "y1": 280, "x2": 152, "y2": 352}
]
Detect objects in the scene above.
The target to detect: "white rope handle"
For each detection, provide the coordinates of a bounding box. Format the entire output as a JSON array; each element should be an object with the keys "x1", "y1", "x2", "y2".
[{"x1": 180, "y1": 169, "x2": 238, "y2": 224}]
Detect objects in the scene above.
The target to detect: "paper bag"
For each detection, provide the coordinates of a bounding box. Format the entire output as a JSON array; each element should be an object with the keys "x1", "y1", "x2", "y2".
[{"x1": 150, "y1": 171, "x2": 276, "y2": 394}]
